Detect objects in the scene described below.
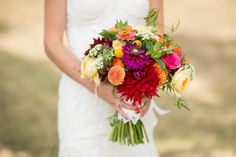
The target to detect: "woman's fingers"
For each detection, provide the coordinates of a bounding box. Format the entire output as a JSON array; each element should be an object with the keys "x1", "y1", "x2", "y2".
[
  {"x1": 116, "y1": 105, "x2": 129, "y2": 120},
  {"x1": 119, "y1": 102, "x2": 137, "y2": 110},
  {"x1": 141, "y1": 96, "x2": 149, "y2": 103},
  {"x1": 140, "y1": 101, "x2": 151, "y2": 117}
]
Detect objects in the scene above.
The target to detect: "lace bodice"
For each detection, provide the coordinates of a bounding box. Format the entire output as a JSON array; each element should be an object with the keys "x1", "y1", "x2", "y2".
[{"x1": 66, "y1": 0, "x2": 149, "y2": 59}]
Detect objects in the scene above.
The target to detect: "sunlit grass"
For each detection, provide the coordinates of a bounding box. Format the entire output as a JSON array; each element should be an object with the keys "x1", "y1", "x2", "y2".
[{"x1": 0, "y1": 51, "x2": 59, "y2": 157}]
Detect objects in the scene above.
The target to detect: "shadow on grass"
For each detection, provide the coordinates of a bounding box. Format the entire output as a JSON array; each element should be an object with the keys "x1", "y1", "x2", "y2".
[{"x1": 0, "y1": 51, "x2": 60, "y2": 157}]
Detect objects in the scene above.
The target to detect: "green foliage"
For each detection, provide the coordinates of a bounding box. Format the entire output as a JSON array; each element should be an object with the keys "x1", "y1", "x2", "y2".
[
  {"x1": 99, "y1": 29, "x2": 117, "y2": 40},
  {"x1": 163, "y1": 34, "x2": 174, "y2": 43},
  {"x1": 115, "y1": 20, "x2": 128, "y2": 31},
  {"x1": 160, "y1": 76, "x2": 191, "y2": 111},
  {"x1": 145, "y1": 39, "x2": 177, "y2": 63},
  {"x1": 176, "y1": 98, "x2": 190, "y2": 111},
  {"x1": 145, "y1": 40, "x2": 154, "y2": 53},
  {"x1": 144, "y1": 8, "x2": 159, "y2": 27},
  {"x1": 171, "y1": 19, "x2": 180, "y2": 33},
  {"x1": 156, "y1": 58, "x2": 166, "y2": 70},
  {"x1": 160, "y1": 76, "x2": 174, "y2": 93}
]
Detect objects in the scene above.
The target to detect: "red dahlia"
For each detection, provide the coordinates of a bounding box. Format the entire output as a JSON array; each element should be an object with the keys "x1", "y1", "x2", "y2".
[{"x1": 117, "y1": 62, "x2": 160, "y2": 105}]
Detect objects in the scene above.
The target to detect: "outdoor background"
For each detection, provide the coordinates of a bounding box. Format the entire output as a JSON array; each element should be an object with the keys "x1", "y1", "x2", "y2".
[{"x1": 0, "y1": 0, "x2": 236, "y2": 157}]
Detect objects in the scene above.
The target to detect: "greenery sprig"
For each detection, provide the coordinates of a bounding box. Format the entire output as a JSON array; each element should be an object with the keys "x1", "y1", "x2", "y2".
[
  {"x1": 144, "y1": 8, "x2": 159, "y2": 27},
  {"x1": 159, "y1": 76, "x2": 191, "y2": 111}
]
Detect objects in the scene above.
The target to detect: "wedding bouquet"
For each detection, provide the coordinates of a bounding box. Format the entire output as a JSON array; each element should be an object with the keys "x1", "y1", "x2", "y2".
[{"x1": 80, "y1": 9, "x2": 194, "y2": 146}]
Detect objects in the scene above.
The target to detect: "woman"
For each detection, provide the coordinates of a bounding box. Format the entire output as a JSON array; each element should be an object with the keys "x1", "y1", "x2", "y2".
[{"x1": 44, "y1": 0, "x2": 164, "y2": 156}]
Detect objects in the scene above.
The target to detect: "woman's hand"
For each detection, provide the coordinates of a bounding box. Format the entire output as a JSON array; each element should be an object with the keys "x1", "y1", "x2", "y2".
[
  {"x1": 98, "y1": 82, "x2": 137, "y2": 119},
  {"x1": 136, "y1": 97, "x2": 151, "y2": 117}
]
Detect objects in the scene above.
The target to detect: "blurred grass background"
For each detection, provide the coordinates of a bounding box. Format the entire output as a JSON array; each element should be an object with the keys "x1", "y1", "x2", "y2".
[{"x1": 0, "y1": 0, "x2": 236, "y2": 157}]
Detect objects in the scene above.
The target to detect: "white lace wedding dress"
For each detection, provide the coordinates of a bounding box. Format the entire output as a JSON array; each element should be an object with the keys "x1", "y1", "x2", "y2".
[{"x1": 58, "y1": 0, "x2": 159, "y2": 156}]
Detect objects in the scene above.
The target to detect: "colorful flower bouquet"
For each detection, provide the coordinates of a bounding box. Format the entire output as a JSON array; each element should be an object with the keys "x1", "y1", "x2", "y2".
[{"x1": 81, "y1": 9, "x2": 194, "y2": 146}]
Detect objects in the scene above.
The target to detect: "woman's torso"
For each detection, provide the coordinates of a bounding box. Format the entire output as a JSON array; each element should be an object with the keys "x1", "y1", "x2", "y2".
[
  {"x1": 66, "y1": 0, "x2": 150, "y2": 59},
  {"x1": 58, "y1": 0, "x2": 158, "y2": 139}
]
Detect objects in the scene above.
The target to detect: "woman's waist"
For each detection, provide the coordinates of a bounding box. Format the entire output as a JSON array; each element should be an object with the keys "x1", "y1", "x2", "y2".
[{"x1": 59, "y1": 74, "x2": 113, "y2": 108}]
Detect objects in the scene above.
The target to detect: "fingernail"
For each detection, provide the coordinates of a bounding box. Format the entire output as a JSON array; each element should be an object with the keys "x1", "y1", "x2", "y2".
[{"x1": 135, "y1": 108, "x2": 140, "y2": 114}]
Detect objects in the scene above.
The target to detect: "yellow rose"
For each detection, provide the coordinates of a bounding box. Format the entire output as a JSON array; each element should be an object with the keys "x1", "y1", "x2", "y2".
[
  {"x1": 112, "y1": 40, "x2": 123, "y2": 50},
  {"x1": 114, "y1": 47, "x2": 123, "y2": 58},
  {"x1": 81, "y1": 57, "x2": 100, "y2": 85},
  {"x1": 172, "y1": 64, "x2": 194, "y2": 94}
]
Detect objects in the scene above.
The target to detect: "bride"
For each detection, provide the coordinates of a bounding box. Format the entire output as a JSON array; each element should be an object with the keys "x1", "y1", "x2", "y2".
[{"x1": 44, "y1": 0, "x2": 164, "y2": 156}]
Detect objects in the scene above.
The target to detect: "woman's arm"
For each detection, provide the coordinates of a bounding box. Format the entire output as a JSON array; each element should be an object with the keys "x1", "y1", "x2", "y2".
[
  {"x1": 44, "y1": 0, "x2": 136, "y2": 117},
  {"x1": 149, "y1": 0, "x2": 164, "y2": 33},
  {"x1": 44, "y1": 0, "x2": 96, "y2": 92}
]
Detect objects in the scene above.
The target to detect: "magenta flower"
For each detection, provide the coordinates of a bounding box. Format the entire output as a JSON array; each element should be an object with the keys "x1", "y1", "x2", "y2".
[
  {"x1": 121, "y1": 43, "x2": 150, "y2": 70},
  {"x1": 161, "y1": 53, "x2": 181, "y2": 70}
]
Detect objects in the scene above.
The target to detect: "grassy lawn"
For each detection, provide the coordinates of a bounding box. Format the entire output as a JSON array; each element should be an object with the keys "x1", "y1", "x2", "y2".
[{"x1": 0, "y1": 0, "x2": 236, "y2": 157}]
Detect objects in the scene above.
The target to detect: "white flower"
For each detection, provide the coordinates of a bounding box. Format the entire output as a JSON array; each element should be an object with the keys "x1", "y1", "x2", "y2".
[
  {"x1": 172, "y1": 64, "x2": 194, "y2": 94},
  {"x1": 134, "y1": 26, "x2": 158, "y2": 40},
  {"x1": 89, "y1": 44, "x2": 103, "y2": 57},
  {"x1": 95, "y1": 55, "x2": 104, "y2": 69}
]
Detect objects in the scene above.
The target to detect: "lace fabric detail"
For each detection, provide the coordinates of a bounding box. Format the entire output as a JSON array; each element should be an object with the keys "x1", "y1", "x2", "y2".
[{"x1": 58, "y1": 0, "x2": 159, "y2": 156}]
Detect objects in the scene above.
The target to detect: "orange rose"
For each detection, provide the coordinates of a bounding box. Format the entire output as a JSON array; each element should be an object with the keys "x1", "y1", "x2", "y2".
[
  {"x1": 113, "y1": 58, "x2": 124, "y2": 68},
  {"x1": 108, "y1": 65, "x2": 125, "y2": 86}
]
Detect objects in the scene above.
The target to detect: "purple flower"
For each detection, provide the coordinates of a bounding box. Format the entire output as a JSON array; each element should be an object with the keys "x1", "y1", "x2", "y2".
[{"x1": 121, "y1": 43, "x2": 150, "y2": 70}]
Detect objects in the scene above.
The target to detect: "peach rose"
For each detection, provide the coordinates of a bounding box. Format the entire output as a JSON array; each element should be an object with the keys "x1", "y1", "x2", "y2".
[{"x1": 108, "y1": 65, "x2": 125, "y2": 86}]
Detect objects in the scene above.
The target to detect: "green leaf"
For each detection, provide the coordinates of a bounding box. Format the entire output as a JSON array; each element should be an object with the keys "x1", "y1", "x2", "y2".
[
  {"x1": 171, "y1": 19, "x2": 180, "y2": 33},
  {"x1": 145, "y1": 40, "x2": 154, "y2": 54},
  {"x1": 99, "y1": 30, "x2": 117, "y2": 40},
  {"x1": 155, "y1": 58, "x2": 166, "y2": 70},
  {"x1": 144, "y1": 9, "x2": 159, "y2": 27},
  {"x1": 168, "y1": 43, "x2": 178, "y2": 50},
  {"x1": 115, "y1": 20, "x2": 128, "y2": 31},
  {"x1": 176, "y1": 98, "x2": 190, "y2": 111},
  {"x1": 159, "y1": 75, "x2": 175, "y2": 93},
  {"x1": 163, "y1": 34, "x2": 174, "y2": 43},
  {"x1": 153, "y1": 42, "x2": 162, "y2": 52}
]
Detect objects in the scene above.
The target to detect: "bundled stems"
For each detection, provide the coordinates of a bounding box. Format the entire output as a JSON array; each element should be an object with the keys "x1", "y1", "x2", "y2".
[{"x1": 110, "y1": 118, "x2": 149, "y2": 146}]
